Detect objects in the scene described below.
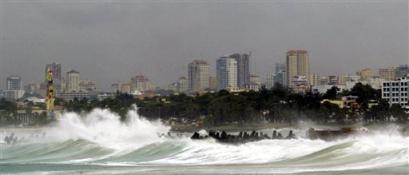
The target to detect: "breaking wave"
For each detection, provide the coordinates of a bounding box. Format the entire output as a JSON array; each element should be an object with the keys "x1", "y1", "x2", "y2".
[{"x1": 0, "y1": 106, "x2": 408, "y2": 174}]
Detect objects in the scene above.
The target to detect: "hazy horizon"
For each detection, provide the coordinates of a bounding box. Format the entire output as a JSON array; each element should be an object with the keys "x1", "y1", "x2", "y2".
[{"x1": 0, "y1": 0, "x2": 408, "y2": 90}]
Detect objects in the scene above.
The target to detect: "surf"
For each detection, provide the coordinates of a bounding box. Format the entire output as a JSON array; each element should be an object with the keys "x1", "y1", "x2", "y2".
[{"x1": 0, "y1": 106, "x2": 408, "y2": 174}]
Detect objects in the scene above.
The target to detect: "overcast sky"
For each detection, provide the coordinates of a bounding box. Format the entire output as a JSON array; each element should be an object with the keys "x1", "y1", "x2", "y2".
[{"x1": 0, "y1": 0, "x2": 408, "y2": 90}]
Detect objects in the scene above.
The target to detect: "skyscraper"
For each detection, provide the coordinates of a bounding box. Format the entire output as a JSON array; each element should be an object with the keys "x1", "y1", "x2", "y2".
[
  {"x1": 188, "y1": 60, "x2": 210, "y2": 93},
  {"x1": 216, "y1": 56, "x2": 238, "y2": 91},
  {"x1": 230, "y1": 53, "x2": 250, "y2": 88},
  {"x1": 6, "y1": 75, "x2": 22, "y2": 90},
  {"x1": 310, "y1": 73, "x2": 320, "y2": 86},
  {"x1": 275, "y1": 63, "x2": 286, "y2": 74},
  {"x1": 286, "y1": 50, "x2": 310, "y2": 88},
  {"x1": 273, "y1": 71, "x2": 287, "y2": 87},
  {"x1": 66, "y1": 70, "x2": 80, "y2": 92},
  {"x1": 272, "y1": 63, "x2": 287, "y2": 87}
]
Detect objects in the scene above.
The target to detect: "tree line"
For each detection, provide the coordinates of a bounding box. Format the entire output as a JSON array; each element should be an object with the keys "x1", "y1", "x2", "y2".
[
  {"x1": 65, "y1": 82, "x2": 409, "y2": 125},
  {"x1": 0, "y1": 82, "x2": 407, "y2": 126}
]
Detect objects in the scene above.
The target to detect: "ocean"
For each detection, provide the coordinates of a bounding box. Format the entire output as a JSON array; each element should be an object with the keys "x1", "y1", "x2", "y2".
[{"x1": 0, "y1": 108, "x2": 408, "y2": 175}]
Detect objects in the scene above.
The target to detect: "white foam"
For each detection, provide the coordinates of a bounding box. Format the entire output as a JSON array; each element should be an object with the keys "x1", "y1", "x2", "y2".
[{"x1": 46, "y1": 105, "x2": 170, "y2": 150}]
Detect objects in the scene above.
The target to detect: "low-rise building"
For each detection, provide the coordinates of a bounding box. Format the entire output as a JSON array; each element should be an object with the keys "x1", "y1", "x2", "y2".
[
  {"x1": 57, "y1": 91, "x2": 97, "y2": 101},
  {"x1": 381, "y1": 76, "x2": 409, "y2": 109},
  {"x1": 290, "y1": 75, "x2": 309, "y2": 93}
]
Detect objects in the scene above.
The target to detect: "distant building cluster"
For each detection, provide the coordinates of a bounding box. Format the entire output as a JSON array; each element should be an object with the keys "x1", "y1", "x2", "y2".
[
  {"x1": 1, "y1": 62, "x2": 98, "y2": 101},
  {"x1": 1, "y1": 50, "x2": 409, "y2": 110}
]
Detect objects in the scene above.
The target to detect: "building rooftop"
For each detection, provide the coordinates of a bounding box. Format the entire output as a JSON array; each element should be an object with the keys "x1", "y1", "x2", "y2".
[
  {"x1": 67, "y1": 70, "x2": 79, "y2": 74},
  {"x1": 191, "y1": 60, "x2": 208, "y2": 64}
]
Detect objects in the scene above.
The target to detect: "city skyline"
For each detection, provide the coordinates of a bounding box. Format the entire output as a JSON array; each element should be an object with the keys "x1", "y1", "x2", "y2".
[{"x1": 0, "y1": 0, "x2": 408, "y2": 90}]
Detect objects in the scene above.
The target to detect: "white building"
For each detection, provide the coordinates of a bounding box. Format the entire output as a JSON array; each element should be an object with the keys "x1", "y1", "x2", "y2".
[
  {"x1": 7, "y1": 75, "x2": 22, "y2": 90},
  {"x1": 66, "y1": 70, "x2": 80, "y2": 92},
  {"x1": 131, "y1": 75, "x2": 155, "y2": 92},
  {"x1": 382, "y1": 76, "x2": 409, "y2": 109},
  {"x1": 178, "y1": 76, "x2": 188, "y2": 93},
  {"x1": 188, "y1": 60, "x2": 210, "y2": 93},
  {"x1": 216, "y1": 56, "x2": 238, "y2": 91}
]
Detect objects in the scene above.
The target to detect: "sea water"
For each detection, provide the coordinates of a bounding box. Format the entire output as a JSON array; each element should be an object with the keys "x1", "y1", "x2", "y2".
[{"x1": 0, "y1": 107, "x2": 407, "y2": 175}]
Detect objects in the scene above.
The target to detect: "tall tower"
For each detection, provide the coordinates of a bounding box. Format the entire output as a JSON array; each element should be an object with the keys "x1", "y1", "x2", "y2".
[
  {"x1": 46, "y1": 66, "x2": 55, "y2": 116},
  {"x1": 230, "y1": 53, "x2": 250, "y2": 88},
  {"x1": 45, "y1": 63, "x2": 62, "y2": 92},
  {"x1": 286, "y1": 50, "x2": 310, "y2": 88},
  {"x1": 188, "y1": 60, "x2": 210, "y2": 93},
  {"x1": 216, "y1": 56, "x2": 238, "y2": 91}
]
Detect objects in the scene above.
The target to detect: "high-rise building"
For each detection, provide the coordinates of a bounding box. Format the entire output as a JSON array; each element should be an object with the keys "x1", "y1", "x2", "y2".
[
  {"x1": 395, "y1": 65, "x2": 409, "y2": 78},
  {"x1": 356, "y1": 68, "x2": 373, "y2": 81},
  {"x1": 188, "y1": 60, "x2": 210, "y2": 92},
  {"x1": 131, "y1": 75, "x2": 154, "y2": 92},
  {"x1": 5, "y1": 75, "x2": 24, "y2": 100},
  {"x1": 266, "y1": 72, "x2": 274, "y2": 88},
  {"x1": 310, "y1": 73, "x2": 320, "y2": 86},
  {"x1": 6, "y1": 75, "x2": 22, "y2": 90},
  {"x1": 270, "y1": 63, "x2": 288, "y2": 87},
  {"x1": 275, "y1": 63, "x2": 286, "y2": 74},
  {"x1": 178, "y1": 76, "x2": 188, "y2": 93},
  {"x1": 230, "y1": 53, "x2": 250, "y2": 88},
  {"x1": 286, "y1": 50, "x2": 310, "y2": 88},
  {"x1": 66, "y1": 70, "x2": 80, "y2": 92},
  {"x1": 273, "y1": 70, "x2": 287, "y2": 87},
  {"x1": 216, "y1": 56, "x2": 238, "y2": 91}
]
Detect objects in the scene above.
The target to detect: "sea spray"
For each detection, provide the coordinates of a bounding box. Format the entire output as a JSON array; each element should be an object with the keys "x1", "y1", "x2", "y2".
[
  {"x1": 0, "y1": 107, "x2": 408, "y2": 175},
  {"x1": 47, "y1": 105, "x2": 171, "y2": 150}
]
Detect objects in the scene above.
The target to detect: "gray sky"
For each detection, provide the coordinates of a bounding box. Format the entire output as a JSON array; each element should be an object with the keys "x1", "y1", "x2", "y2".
[{"x1": 0, "y1": 0, "x2": 408, "y2": 90}]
